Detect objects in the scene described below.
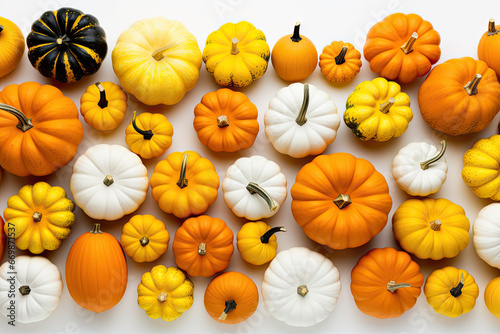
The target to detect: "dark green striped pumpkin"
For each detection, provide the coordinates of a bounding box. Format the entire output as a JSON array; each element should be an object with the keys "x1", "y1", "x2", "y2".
[{"x1": 26, "y1": 8, "x2": 107, "y2": 83}]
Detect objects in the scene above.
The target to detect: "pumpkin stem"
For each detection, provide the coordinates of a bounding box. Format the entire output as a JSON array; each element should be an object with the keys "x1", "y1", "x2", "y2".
[
  {"x1": 379, "y1": 97, "x2": 395, "y2": 114},
  {"x1": 295, "y1": 83, "x2": 310, "y2": 126},
  {"x1": 157, "y1": 292, "x2": 168, "y2": 303},
  {"x1": 95, "y1": 82, "x2": 108, "y2": 108},
  {"x1": 464, "y1": 74, "x2": 482, "y2": 95},
  {"x1": 291, "y1": 22, "x2": 302, "y2": 42},
  {"x1": 217, "y1": 115, "x2": 230, "y2": 128},
  {"x1": 246, "y1": 182, "x2": 277, "y2": 212},
  {"x1": 401, "y1": 32, "x2": 418, "y2": 54},
  {"x1": 488, "y1": 19, "x2": 499, "y2": 35},
  {"x1": 90, "y1": 223, "x2": 102, "y2": 234},
  {"x1": 103, "y1": 174, "x2": 114, "y2": 187},
  {"x1": 152, "y1": 42, "x2": 179, "y2": 61},
  {"x1": 297, "y1": 284, "x2": 309, "y2": 297},
  {"x1": 19, "y1": 285, "x2": 31, "y2": 296},
  {"x1": 132, "y1": 111, "x2": 154, "y2": 140},
  {"x1": 32, "y1": 212, "x2": 43, "y2": 222},
  {"x1": 260, "y1": 226, "x2": 287, "y2": 244},
  {"x1": 420, "y1": 140, "x2": 447, "y2": 170},
  {"x1": 0, "y1": 103, "x2": 33, "y2": 132},
  {"x1": 231, "y1": 38, "x2": 240, "y2": 55},
  {"x1": 198, "y1": 242, "x2": 207, "y2": 255},
  {"x1": 0, "y1": 26, "x2": 3, "y2": 34},
  {"x1": 140, "y1": 236, "x2": 150, "y2": 246},
  {"x1": 450, "y1": 273, "x2": 465, "y2": 297},
  {"x1": 56, "y1": 35, "x2": 71, "y2": 45},
  {"x1": 430, "y1": 219, "x2": 442, "y2": 231},
  {"x1": 333, "y1": 193, "x2": 351, "y2": 210},
  {"x1": 387, "y1": 281, "x2": 411, "y2": 293},
  {"x1": 335, "y1": 46, "x2": 348, "y2": 65},
  {"x1": 176, "y1": 153, "x2": 189, "y2": 189},
  {"x1": 219, "y1": 300, "x2": 237, "y2": 321}
]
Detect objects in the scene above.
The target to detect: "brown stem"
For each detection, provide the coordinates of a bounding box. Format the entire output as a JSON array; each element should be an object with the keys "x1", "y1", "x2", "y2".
[
  {"x1": 32, "y1": 212, "x2": 42, "y2": 222},
  {"x1": 387, "y1": 281, "x2": 411, "y2": 293},
  {"x1": 217, "y1": 115, "x2": 229, "y2": 127},
  {"x1": 464, "y1": 74, "x2": 482, "y2": 95},
  {"x1": 140, "y1": 236, "x2": 149, "y2": 246},
  {"x1": 152, "y1": 42, "x2": 179, "y2": 61},
  {"x1": 379, "y1": 97, "x2": 395, "y2": 114},
  {"x1": 430, "y1": 219, "x2": 442, "y2": 231},
  {"x1": 198, "y1": 242, "x2": 207, "y2": 255},
  {"x1": 260, "y1": 226, "x2": 286, "y2": 244},
  {"x1": 401, "y1": 32, "x2": 418, "y2": 54},
  {"x1": 291, "y1": 22, "x2": 302, "y2": 42},
  {"x1": 219, "y1": 300, "x2": 237, "y2": 321},
  {"x1": 333, "y1": 194, "x2": 351, "y2": 210},
  {"x1": 297, "y1": 285, "x2": 309, "y2": 297},
  {"x1": 231, "y1": 38, "x2": 239, "y2": 55},
  {"x1": 132, "y1": 111, "x2": 154, "y2": 140},
  {"x1": 19, "y1": 285, "x2": 31, "y2": 296},
  {"x1": 488, "y1": 19, "x2": 499, "y2": 35},
  {"x1": 90, "y1": 223, "x2": 102, "y2": 234},
  {"x1": 103, "y1": 175, "x2": 114, "y2": 187},
  {"x1": 95, "y1": 82, "x2": 108, "y2": 108},
  {"x1": 177, "y1": 154, "x2": 189, "y2": 189},
  {"x1": 421, "y1": 140, "x2": 447, "y2": 170},
  {"x1": 0, "y1": 103, "x2": 33, "y2": 132},
  {"x1": 157, "y1": 292, "x2": 168, "y2": 302},
  {"x1": 246, "y1": 182, "x2": 277, "y2": 212},
  {"x1": 450, "y1": 273, "x2": 465, "y2": 297},
  {"x1": 335, "y1": 46, "x2": 348, "y2": 65},
  {"x1": 295, "y1": 83, "x2": 310, "y2": 126}
]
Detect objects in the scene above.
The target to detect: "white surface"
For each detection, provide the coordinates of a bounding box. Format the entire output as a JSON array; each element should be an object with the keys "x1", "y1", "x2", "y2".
[{"x1": 1, "y1": 0, "x2": 500, "y2": 333}]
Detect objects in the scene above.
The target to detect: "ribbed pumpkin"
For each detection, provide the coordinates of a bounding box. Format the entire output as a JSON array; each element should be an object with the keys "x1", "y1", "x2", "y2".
[
  {"x1": 237, "y1": 222, "x2": 286, "y2": 265},
  {"x1": 65, "y1": 224, "x2": 127, "y2": 313},
  {"x1": 319, "y1": 41, "x2": 362, "y2": 83},
  {"x1": 478, "y1": 19, "x2": 500, "y2": 79},
  {"x1": 485, "y1": 277, "x2": 500, "y2": 319},
  {"x1": 0, "y1": 17, "x2": 24, "y2": 78}
]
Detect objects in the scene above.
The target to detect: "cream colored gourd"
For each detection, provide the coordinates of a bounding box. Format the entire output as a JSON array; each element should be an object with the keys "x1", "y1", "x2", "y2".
[{"x1": 473, "y1": 203, "x2": 500, "y2": 269}]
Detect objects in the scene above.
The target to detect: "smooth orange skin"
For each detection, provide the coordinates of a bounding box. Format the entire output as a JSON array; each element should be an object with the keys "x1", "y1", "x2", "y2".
[
  {"x1": 0, "y1": 17, "x2": 24, "y2": 78},
  {"x1": 485, "y1": 277, "x2": 500, "y2": 319},
  {"x1": 319, "y1": 41, "x2": 362, "y2": 83},
  {"x1": 271, "y1": 32, "x2": 317, "y2": 82},
  {"x1": 478, "y1": 22, "x2": 500, "y2": 80}
]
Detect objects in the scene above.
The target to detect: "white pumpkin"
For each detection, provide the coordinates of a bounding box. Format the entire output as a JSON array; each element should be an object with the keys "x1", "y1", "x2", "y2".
[
  {"x1": 264, "y1": 83, "x2": 340, "y2": 158},
  {"x1": 261, "y1": 247, "x2": 341, "y2": 327},
  {"x1": 392, "y1": 140, "x2": 447, "y2": 196},
  {"x1": 70, "y1": 144, "x2": 149, "y2": 220},
  {"x1": 222, "y1": 155, "x2": 287, "y2": 221},
  {"x1": 473, "y1": 203, "x2": 500, "y2": 269},
  {"x1": 0, "y1": 256, "x2": 63, "y2": 323}
]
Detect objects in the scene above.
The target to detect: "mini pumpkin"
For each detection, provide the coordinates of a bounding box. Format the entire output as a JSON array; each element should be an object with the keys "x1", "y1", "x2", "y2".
[
  {"x1": 478, "y1": 19, "x2": 500, "y2": 80},
  {"x1": 485, "y1": 277, "x2": 500, "y2": 319},
  {"x1": 0, "y1": 17, "x2": 24, "y2": 78},
  {"x1": 473, "y1": 203, "x2": 500, "y2": 269},
  {"x1": 237, "y1": 222, "x2": 286, "y2": 265},
  {"x1": 319, "y1": 41, "x2": 362, "y2": 83}
]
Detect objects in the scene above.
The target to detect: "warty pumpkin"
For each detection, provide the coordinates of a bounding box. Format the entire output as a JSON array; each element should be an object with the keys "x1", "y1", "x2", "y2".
[
  {"x1": 319, "y1": 41, "x2": 362, "y2": 83},
  {"x1": 485, "y1": 277, "x2": 500, "y2": 319},
  {"x1": 478, "y1": 19, "x2": 500, "y2": 80},
  {"x1": 237, "y1": 222, "x2": 286, "y2": 265},
  {"x1": 0, "y1": 17, "x2": 24, "y2": 78}
]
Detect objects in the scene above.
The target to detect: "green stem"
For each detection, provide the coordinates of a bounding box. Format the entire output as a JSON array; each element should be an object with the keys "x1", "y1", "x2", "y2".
[
  {"x1": 260, "y1": 226, "x2": 286, "y2": 244},
  {"x1": 297, "y1": 285, "x2": 309, "y2": 297},
  {"x1": 90, "y1": 223, "x2": 102, "y2": 234},
  {"x1": 0, "y1": 103, "x2": 33, "y2": 132},
  {"x1": 95, "y1": 82, "x2": 108, "y2": 108},
  {"x1": 291, "y1": 22, "x2": 302, "y2": 42},
  {"x1": 295, "y1": 83, "x2": 310, "y2": 126},
  {"x1": 246, "y1": 182, "x2": 277, "y2": 212},
  {"x1": 132, "y1": 111, "x2": 154, "y2": 140},
  {"x1": 420, "y1": 140, "x2": 447, "y2": 170},
  {"x1": 103, "y1": 175, "x2": 114, "y2": 186},
  {"x1": 177, "y1": 154, "x2": 189, "y2": 189},
  {"x1": 19, "y1": 285, "x2": 31, "y2": 296},
  {"x1": 198, "y1": 242, "x2": 207, "y2": 255},
  {"x1": 387, "y1": 281, "x2": 411, "y2": 293}
]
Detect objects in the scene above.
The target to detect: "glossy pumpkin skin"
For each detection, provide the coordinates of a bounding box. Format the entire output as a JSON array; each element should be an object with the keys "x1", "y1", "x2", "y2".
[
  {"x1": 27, "y1": 8, "x2": 107, "y2": 83},
  {"x1": 478, "y1": 19, "x2": 500, "y2": 80},
  {"x1": 419, "y1": 57, "x2": 500, "y2": 136},
  {"x1": 0, "y1": 17, "x2": 24, "y2": 78},
  {"x1": 291, "y1": 153, "x2": 392, "y2": 250},
  {"x1": 237, "y1": 222, "x2": 285, "y2": 265},
  {"x1": 319, "y1": 41, "x2": 361, "y2": 83},
  {"x1": 364, "y1": 13, "x2": 441, "y2": 83},
  {"x1": 0, "y1": 82, "x2": 83, "y2": 177},
  {"x1": 125, "y1": 112, "x2": 173, "y2": 159},
  {"x1": 173, "y1": 215, "x2": 234, "y2": 277},
  {"x1": 120, "y1": 215, "x2": 170, "y2": 263},
  {"x1": 204, "y1": 271, "x2": 259, "y2": 324},
  {"x1": 351, "y1": 247, "x2": 424, "y2": 319},
  {"x1": 485, "y1": 277, "x2": 500, "y2": 319},
  {"x1": 65, "y1": 224, "x2": 128, "y2": 313},
  {"x1": 472, "y1": 203, "x2": 500, "y2": 269}
]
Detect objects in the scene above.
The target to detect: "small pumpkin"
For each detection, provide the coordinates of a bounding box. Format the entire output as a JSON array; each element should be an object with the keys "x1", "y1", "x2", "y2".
[
  {"x1": 424, "y1": 267, "x2": 479, "y2": 318},
  {"x1": 120, "y1": 215, "x2": 170, "y2": 263},
  {"x1": 392, "y1": 198, "x2": 470, "y2": 260},
  {"x1": 319, "y1": 41, "x2": 362, "y2": 83},
  {"x1": 65, "y1": 224, "x2": 128, "y2": 313},
  {"x1": 350, "y1": 247, "x2": 424, "y2": 319},
  {"x1": 0, "y1": 17, "x2": 24, "y2": 78},
  {"x1": 193, "y1": 88, "x2": 259, "y2": 152},
  {"x1": 271, "y1": 22, "x2": 317, "y2": 82},
  {"x1": 137, "y1": 265, "x2": 194, "y2": 321},
  {"x1": 344, "y1": 77, "x2": 412, "y2": 142},
  {"x1": 237, "y1": 222, "x2": 286, "y2": 265},
  {"x1": 125, "y1": 111, "x2": 173, "y2": 159},
  {"x1": 3, "y1": 182, "x2": 75, "y2": 254},
  {"x1": 478, "y1": 19, "x2": 500, "y2": 80},
  {"x1": 473, "y1": 203, "x2": 500, "y2": 269},
  {"x1": 27, "y1": 8, "x2": 107, "y2": 83},
  {"x1": 204, "y1": 271, "x2": 259, "y2": 324},
  {"x1": 151, "y1": 151, "x2": 219, "y2": 218},
  {"x1": 80, "y1": 82, "x2": 128, "y2": 131},
  {"x1": 485, "y1": 277, "x2": 500, "y2": 319},
  {"x1": 264, "y1": 83, "x2": 340, "y2": 158},
  {"x1": 392, "y1": 140, "x2": 448, "y2": 196},
  {"x1": 203, "y1": 21, "x2": 270, "y2": 88}
]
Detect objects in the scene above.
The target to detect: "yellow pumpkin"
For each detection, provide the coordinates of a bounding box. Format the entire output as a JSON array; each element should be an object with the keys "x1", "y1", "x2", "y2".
[
  {"x1": 237, "y1": 222, "x2": 286, "y2": 265},
  {"x1": 0, "y1": 17, "x2": 24, "y2": 78},
  {"x1": 485, "y1": 277, "x2": 500, "y2": 319},
  {"x1": 203, "y1": 21, "x2": 270, "y2": 88}
]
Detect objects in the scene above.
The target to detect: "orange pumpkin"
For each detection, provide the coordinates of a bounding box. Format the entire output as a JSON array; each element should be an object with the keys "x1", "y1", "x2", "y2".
[
  {"x1": 419, "y1": 57, "x2": 500, "y2": 136},
  {"x1": 204, "y1": 271, "x2": 259, "y2": 324},
  {"x1": 319, "y1": 41, "x2": 362, "y2": 83},
  {"x1": 65, "y1": 224, "x2": 128, "y2": 313},
  {"x1": 364, "y1": 13, "x2": 441, "y2": 83},
  {"x1": 0, "y1": 82, "x2": 83, "y2": 177},
  {"x1": 291, "y1": 152, "x2": 392, "y2": 249},
  {"x1": 172, "y1": 215, "x2": 234, "y2": 277},
  {"x1": 0, "y1": 17, "x2": 24, "y2": 78},
  {"x1": 351, "y1": 247, "x2": 424, "y2": 319},
  {"x1": 478, "y1": 19, "x2": 500, "y2": 80},
  {"x1": 193, "y1": 89, "x2": 259, "y2": 152},
  {"x1": 271, "y1": 22, "x2": 317, "y2": 82}
]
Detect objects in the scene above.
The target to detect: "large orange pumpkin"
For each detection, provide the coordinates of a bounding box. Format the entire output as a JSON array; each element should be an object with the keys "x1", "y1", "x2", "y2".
[
  {"x1": 65, "y1": 224, "x2": 128, "y2": 313},
  {"x1": 0, "y1": 82, "x2": 83, "y2": 176},
  {"x1": 478, "y1": 19, "x2": 500, "y2": 80},
  {"x1": 291, "y1": 152, "x2": 392, "y2": 249}
]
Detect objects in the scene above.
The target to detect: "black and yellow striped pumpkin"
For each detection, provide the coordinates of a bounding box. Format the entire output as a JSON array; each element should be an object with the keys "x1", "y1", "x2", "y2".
[{"x1": 26, "y1": 8, "x2": 107, "y2": 83}]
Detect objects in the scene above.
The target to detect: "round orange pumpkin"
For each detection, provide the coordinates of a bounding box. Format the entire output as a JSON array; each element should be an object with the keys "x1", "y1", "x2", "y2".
[
  {"x1": 0, "y1": 17, "x2": 24, "y2": 78},
  {"x1": 319, "y1": 41, "x2": 362, "y2": 83},
  {"x1": 478, "y1": 19, "x2": 500, "y2": 80}
]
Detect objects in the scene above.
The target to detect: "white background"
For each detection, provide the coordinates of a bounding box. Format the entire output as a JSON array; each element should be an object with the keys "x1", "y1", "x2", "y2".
[{"x1": 1, "y1": 0, "x2": 500, "y2": 333}]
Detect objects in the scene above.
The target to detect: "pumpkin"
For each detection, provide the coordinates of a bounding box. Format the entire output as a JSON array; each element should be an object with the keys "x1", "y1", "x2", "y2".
[
  {"x1": 0, "y1": 216, "x2": 4, "y2": 260},
  {"x1": 204, "y1": 271, "x2": 259, "y2": 324},
  {"x1": 319, "y1": 41, "x2": 362, "y2": 83},
  {"x1": 0, "y1": 17, "x2": 24, "y2": 78},
  {"x1": 125, "y1": 111, "x2": 173, "y2": 159},
  {"x1": 3, "y1": 182, "x2": 76, "y2": 254},
  {"x1": 70, "y1": 144, "x2": 149, "y2": 220},
  {"x1": 0, "y1": 82, "x2": 83, "y2": 177},
  {"x1": 65, "y1": 224, "x2": 127, "y2": 313},
  {"x1": 203, "y1": 21, "x2": 270, "y2": 88},
  {"x1": 222, "y1": 155, "x2": 287, "y2": 221},
  {"x1": 392, "y1": 198, "x2": 470, "y2": 260},
  {"x1": 237, "y1": 222, "x2": 286, "y2": 265},
  {"x1": 261, "y1": 247, "x2": 341, "y2": 327},
  {"x1": 120, "y1": 215, "x2": 170, "y2": 263},
  {"x1": 478, "y1": 19, "x2": 500, "y2": 80},
  {"x1": 351, "y1": 247, "x2": 424, "y2": 319},
  {"x1": 485, "y1": 277, "x2": 500, "y2": 319},
  {"x1": 80, "y1": 82, "x2": 128, "y2": 131},
  {"x1": 150, "y1": 151, "x2": 219, "y2": 218},
  {"x1": 172, "y1": 215, "x2": 234, "y2": 277},
  {"x1": 291, "y1": 152, "x2": 392, "y2": 250},
  {"x1": 473, "y1": 203, "x2": 500, "y2": 269},
  {"x1": 344, "y1": 77, "x2": 412, "y2": 142},
  {"x1": 264, "y1": 82, "x2": 340, "y2": 158},
  {"x1": 27, "y1": 8, "x2": 107, "y2": 83},
  {"x1": 418, "y1": 57, "x2": 500, "y2": 136},
  {"x1": 137, "y1": 265, "x2": 194, "y2": 321},
  {"x1": 363, "y1": 13, "x2": 441, "y2": 83},
  {"x1": 193, "y1": 88, "x2": 259, "y2": 152},
  {"x1": 424, "y1": 267, "x2": 479, "y2": 318},
  {"x1": 0, "y1": 256, "x2": 62, "y2": 323},
  {"x1": 271, "y1": 22, "x2": 317, "y2": 82},
  {"x1": 392, "y1": 140, "x2": 448, "y2": 196},
  {"x1": 112, "y1": 17, "x2": 202, "y2": 105}
]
